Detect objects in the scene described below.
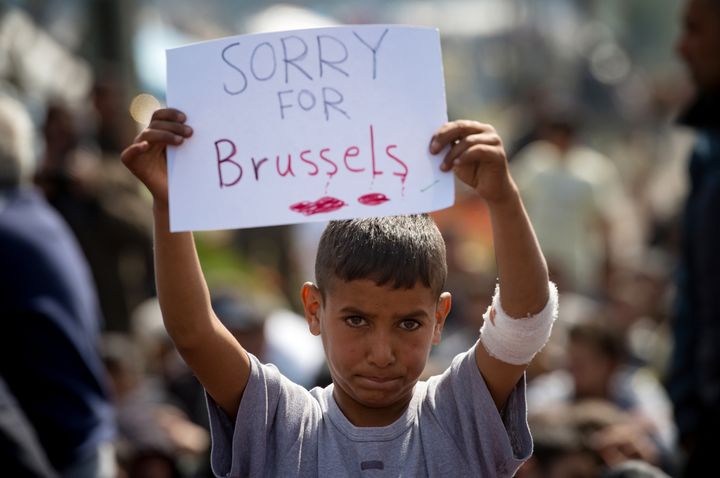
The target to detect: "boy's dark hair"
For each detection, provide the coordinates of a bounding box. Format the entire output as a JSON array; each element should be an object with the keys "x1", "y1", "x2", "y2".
[{"x1": 315, "y1": 214, "x2": 447, "y2": 298}]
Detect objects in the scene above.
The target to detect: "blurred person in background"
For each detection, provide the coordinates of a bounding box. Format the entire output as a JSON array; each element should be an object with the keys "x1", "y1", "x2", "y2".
[
  {"x1": 510, "y1": 110, "x2": 641, "y2": 298},
  {"x1": 210, "y1": 289, "x2": 327, "y2": 389},
  {"x1": 0, "y1": 93, "x2": 116, "y2": 476},
  {"x1": 130, "y1": 297, "x2": 212, "y2": 435},
  {"x1": 518, "y1": 399, "x2": 673, "y2": 478},
  {"x1": 527, "y1": 318, "x2": 677, "y2": 474},
  {"x1": 600, "y1": 460, "x2": 671, "y2": 478},
  {"x1": 666, "y1": 0, "x2": 720, "y2": 476},
  {"x1": 117, "y1": 291, "x2": 325, "y2": 477},
  {"x1": 427, "y1": 266, "x2": 497, "y2": 374},
  {"x1": 515, "y1": 409, "x2": 602, "y2": 478},
  {"x1": 520, "y1": 399, "x2": 672, "y2": 478},
  {"x1": 35, "y1": 85, "x2": 156, "y2": 334},
  {"x1": 101, "y1": 333, "x2": 209, "y2": 478},
  {"x1": 0, "y1": 375, "x2": 58, "y2": 477},
  {"x1": 1, "y1": 4, "x2": 154, "y2": 333}
]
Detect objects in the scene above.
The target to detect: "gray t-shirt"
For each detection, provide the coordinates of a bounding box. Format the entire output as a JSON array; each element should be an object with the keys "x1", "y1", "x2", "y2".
[{"x1": 206, "y1": 342, "x2": 532, "y2": 477}]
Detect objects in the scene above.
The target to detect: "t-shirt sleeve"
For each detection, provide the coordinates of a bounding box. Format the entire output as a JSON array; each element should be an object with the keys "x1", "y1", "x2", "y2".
[
  {"x1": 205, "y1": 352, "x2": 320, "y2": 478},
  {"x1": 424, "y1": 341, "x2": 532, "y2": 475}
]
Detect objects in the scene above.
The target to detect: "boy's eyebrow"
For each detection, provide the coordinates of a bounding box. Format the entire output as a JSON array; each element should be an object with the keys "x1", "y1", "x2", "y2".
[
  {"x1": 339, "y1": 306, "x2": 376, "y2": 318},
  {"x1": 394, "y1": 309, "x2": 431, "y2": 320},
  {"x1": 338, "y1": 306, "x2": 431, "y2": 320}
]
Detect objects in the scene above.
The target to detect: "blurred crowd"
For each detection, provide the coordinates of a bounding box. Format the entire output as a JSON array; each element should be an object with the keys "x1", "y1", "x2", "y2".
[{"x1": 1, "y1": 1, "x2": 718, "y2": 477}]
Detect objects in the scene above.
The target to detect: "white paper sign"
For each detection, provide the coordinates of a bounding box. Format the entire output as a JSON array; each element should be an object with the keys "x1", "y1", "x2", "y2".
[{"x1": 166, "y1": 25, "x2": 453, "y2": 231}]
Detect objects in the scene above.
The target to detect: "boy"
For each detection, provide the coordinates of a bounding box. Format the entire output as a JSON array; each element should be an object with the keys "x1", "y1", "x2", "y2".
[{"x1": 121, "y1": 108, "x2": 558, "y2": 477}]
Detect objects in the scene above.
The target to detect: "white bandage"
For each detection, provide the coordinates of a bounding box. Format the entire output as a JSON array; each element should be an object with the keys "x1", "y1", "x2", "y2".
[{"x1": 479, "y1": 282, "x2": 558, "y2": 365}]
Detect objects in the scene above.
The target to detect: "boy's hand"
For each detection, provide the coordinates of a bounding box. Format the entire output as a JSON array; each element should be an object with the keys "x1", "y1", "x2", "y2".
[
  {"x1": 430, "y1": 120, "x2": 515, "y2": 205},
  {"x1": 120, "y1": 108, "x2": 192, "y2": 205}
]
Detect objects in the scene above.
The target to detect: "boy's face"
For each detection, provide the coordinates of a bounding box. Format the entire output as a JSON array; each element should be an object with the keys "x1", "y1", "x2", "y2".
[{"x1": 302, "y1": 278, "x2": 451, "y2": 427}]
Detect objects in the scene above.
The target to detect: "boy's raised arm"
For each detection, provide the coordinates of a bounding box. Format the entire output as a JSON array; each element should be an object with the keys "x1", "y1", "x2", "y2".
[
  {"x1": 121, "y1": 108, "x2": 250, "y2": 420},
  {"x1": 430, "y1": 121, "x2": 553, "y2": 410}
]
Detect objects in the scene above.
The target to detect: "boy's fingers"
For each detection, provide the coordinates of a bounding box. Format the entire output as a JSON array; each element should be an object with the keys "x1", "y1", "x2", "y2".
[
  {"x1": 120, "y1": 141, "x2": 149, "y2": 165},
  {"x1": 136, "y1": 129, "x2": 185, "y2": 146},
  {"x1": 442, "y1": 144, "x2": 498, "y2": 174},
  {"x1": 123, "y1": 120, "x2": 189, "y2": 167},
  {"x1": 440, "y1": 136, "x2": 475, "y2": 171},
  {"x1": 452, "y1": 144, "x2": 499, "y2": 166},
  {"x1": 430, "y1": 120, "x2": 494, "y2": 154},
  {"x1": 148, "y1": 119, "x2": 193, "y2": 137},
  {"x1": 150, "y1": 107, "x2": 187, "y2": 123},
  {"x1": 439, "y1": 132, "x2": 501, "y2": 171}
]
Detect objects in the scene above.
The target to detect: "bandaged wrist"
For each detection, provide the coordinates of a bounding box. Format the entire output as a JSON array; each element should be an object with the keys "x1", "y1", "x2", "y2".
[{"x1": 479, "y1": 282, "x2": 558, "y2": 365}]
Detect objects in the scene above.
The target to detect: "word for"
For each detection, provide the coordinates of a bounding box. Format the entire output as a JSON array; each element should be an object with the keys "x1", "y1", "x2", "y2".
[
  {"x1": 276, "y1": 86, "x2": 348, "y2": 120},
  {"x1": 220, "y1": 28, "x2": 389, "y2": 121},
  {"x1": 214, "y1": 124, "x2": 409, "y2": 188}
]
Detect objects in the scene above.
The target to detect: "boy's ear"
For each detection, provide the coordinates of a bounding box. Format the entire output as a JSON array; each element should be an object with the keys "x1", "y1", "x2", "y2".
[
  {"x1": 433, "y1": 292, "x2": 452, "y2": 345},
  {"x1": 301, "y1": 282, "x2": 322, "y2": 336}
]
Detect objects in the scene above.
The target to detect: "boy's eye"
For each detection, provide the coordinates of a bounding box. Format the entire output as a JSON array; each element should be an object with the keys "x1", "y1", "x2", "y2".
[
  {"x1": 345, "y1": 316, "x2": 367, "y2": 327},
  {"x1": 399, "y1": 319, "x2": 421, "y2": 331}
]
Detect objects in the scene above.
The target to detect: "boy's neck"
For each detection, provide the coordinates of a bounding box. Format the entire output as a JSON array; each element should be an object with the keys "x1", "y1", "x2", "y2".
[{"x1": 332, "y1": 385, "x2": 415, "y2": 427}]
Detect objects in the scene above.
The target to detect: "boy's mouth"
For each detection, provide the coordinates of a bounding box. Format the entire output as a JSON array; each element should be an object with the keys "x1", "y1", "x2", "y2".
[{"x1": 356, "y1": 375, "x2": 402, "y2": 390}]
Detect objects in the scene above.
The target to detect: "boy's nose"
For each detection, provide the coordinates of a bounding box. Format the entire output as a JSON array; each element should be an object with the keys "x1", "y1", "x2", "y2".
[{"x1": 366, "y1": 336, "x2": 395, "y2": 368}]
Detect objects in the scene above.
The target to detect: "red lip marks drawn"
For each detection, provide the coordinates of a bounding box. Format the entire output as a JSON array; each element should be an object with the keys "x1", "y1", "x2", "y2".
[
  {"x1": 290, "y1": 196, "x2": 347, "y2": 216},
  {"x1": 357, "y1": 193, "x2": 390, "y2": 206},
  {"x1": 290, "y1": 193, "x2": 390, "y2": 216}
]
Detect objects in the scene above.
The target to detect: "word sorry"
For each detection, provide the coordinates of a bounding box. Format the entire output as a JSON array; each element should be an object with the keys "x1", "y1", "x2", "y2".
[{"x1": 220, "y1": 28, "x2": 389, "y2": 121}]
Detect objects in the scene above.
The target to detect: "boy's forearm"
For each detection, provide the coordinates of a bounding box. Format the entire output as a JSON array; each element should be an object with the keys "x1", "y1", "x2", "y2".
[
  {"x1": 486, "y1": 187, "x2": 549, "y2": 316},
  {"x1": 152, "y1": 203, "x2": 250, "y2": 418},
  {"x1": 152, "y1": 202, "x2": 216, "y2": 347}
]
